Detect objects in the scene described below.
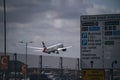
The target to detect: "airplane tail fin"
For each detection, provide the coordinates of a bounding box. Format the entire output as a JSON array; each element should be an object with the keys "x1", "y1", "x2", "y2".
[
  {"x1": 42, "y1": 41, "x2": 47, "y2": 53},
  {"x1": 42, "y1": 41, "x2": 46, "y2": 48}
]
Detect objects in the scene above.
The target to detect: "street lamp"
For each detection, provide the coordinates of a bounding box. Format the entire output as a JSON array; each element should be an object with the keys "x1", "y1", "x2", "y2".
[
  {"x1": 111, "y1": 60, "x2": 117, "y2": 80},
  {"x1": 19, "y1": 41, "x2": 33, "y2": 79}
]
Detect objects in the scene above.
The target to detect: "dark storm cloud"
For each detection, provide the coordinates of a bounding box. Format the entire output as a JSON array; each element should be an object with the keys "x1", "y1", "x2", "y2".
[
  {"x1": 0, "y1": 0, "x2": 120, "y2": 68},
  {"x1": 0, "y1": 0, "x2": 120, "y2": 59},
  {"x1": 0, "y1": 0, "x2": 54, "y2": 23},
  {"x1": 0, "y1": 0, "x2": 89, "y2": 24},
  {"x1": 50, "y1": 0, "x2": 90, "y2": 19},
  {"x1": 0, "y1": 0, "x2": 119, "y2": 25}
]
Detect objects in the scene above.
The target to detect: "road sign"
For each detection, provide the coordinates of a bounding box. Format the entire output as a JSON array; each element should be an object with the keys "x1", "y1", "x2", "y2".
[
  {"x1": 81, "y1": 25, "x2": 102, "y2": 68},
  {"x1": 82, "y1": 69, "x2": 105, "y2": 80},
  {"x1": 0, "y1": 55, "x2": 9, "y2": 70},
  {"x1": 81, "y1": 14, "x2": 120, "y2": 68},
  {"x1": 21, "y1": 64, "x2": 27, "y2": 75}
]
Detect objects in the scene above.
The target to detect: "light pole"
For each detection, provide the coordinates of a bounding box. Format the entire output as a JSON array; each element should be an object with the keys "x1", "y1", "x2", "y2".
[
  {"x1": 111, "y1": 60, "x2": 117, "y2": 80},
  {"x1": 19, "y1": 41, "x2": 33, "y2": 79}
]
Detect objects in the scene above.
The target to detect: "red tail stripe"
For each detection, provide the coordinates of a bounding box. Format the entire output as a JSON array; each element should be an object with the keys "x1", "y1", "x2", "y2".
[{"x1": 43, "y1": 48, "x2": 46, "y2": 52}]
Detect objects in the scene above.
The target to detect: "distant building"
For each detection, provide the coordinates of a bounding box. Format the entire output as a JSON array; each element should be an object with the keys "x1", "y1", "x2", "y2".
[{"x1": 80, "y1": 14, "x2": 120, "y2": 68}]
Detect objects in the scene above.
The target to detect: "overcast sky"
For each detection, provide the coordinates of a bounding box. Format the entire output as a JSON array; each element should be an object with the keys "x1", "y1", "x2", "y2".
[{"x1": 0, "y1": 0, "x2": 120, "y2": 58}]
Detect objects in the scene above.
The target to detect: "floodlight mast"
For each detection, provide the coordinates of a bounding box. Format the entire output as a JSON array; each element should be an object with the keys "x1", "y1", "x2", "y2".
[
  {"x1": 3, "y1": 0, "x2": 6, "y2": 56},
  {"x1": 3, "y1": 0, "x2": 7, "y2": 80},
  {"x1": 19, "y1": 41, "x2": 33, "y2": 80}
]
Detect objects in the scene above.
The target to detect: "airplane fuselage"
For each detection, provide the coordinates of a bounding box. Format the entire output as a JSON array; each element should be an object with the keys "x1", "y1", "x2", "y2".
[
  {"x1": 28, "y1": 42, "x2": 71, "y2": 54},
  {"x1": 43, "y1": 43, "x2": 64, "y2": 54}
]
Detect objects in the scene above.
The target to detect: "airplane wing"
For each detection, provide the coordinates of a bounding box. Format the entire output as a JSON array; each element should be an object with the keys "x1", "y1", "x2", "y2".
[
  {"x1": 28, "y1": 46, "x2": 43, "y2": 50},
  {"x1": 57, "y1": 46, "x2": 72, "y2": 51},
  {"x1": 34, "y1": 50, "x2": 43, "y2": 52}
]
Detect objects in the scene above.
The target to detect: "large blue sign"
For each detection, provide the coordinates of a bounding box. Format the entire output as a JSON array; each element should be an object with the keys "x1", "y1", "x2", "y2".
[
  {"x1": 113, "y1": 31, "x2": 120, "y2": 35},
  {"x1": 82, "y1": 33, "x2": 87, "y2": 38},
  {"x1": 88, "y1": 26, "x2": 100, "y2": 31},
  {"x1": 82, "y1": 40, "x2": 87, "y2": 46}
]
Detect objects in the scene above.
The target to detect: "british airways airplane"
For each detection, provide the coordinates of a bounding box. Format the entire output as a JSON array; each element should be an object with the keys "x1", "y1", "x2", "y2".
[{"x1": 28, "y1": 41, "x2": 72, "y2": 54}]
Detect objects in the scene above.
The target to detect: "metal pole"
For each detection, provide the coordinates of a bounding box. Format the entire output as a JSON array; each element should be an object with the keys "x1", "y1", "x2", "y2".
[
  {"x1": 40, "y1": 55, "x2": 42, "y2": 73},
  {"x1": 3, "y1": 0, "x2": 7, "y2": 79},
  {"x1": 111, "y1": 60, "x2": 117, "y2": 80},
  {"x1": 77, "y1": 58, "x2": 80, "y2": 79},
  {"x1": 25, "y1": 43, "x2": 27, "y2": 67},
  {"x1": 111, "y1": 62, "x2": 114, "y2": 80},
  {"x1": 3, "y1": 0, "x2": 6, "y2": 56},
  {"x1": 14, "y1": 53, "x2": 17, "y2": 80},
  {"x1": 25, "y1": 42, "x2": 28, "y2": 80},
  {"x1": 60, "y1": 57, "x2": 63, "y2": 78},
  {"x1": 90, "y1": 61, "x2": 94, "y2": 68},
  {"x1": 77, "y1": 58, "x2": 80, "y2": 71}
]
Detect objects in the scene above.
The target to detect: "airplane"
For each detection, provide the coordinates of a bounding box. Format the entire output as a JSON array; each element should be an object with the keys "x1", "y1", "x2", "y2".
[{"x1": 28, "y1": 41, "x2": 72, "y2": 54}]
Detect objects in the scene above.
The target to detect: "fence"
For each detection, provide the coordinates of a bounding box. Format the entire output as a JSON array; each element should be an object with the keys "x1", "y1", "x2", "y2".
[{"x1": 0, "y1": 53, "x2": 80, "y2": 80}]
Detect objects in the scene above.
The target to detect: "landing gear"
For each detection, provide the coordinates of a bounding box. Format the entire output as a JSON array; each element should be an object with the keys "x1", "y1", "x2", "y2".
[
  {"x1": 48, "y1": 52, "x2": 51, "y2": 54},
  {"x1": 56, "y1": 51, "x2": 59, "y2": 54},
  {"x1": 52, "y1": 51, "x2": 55, "y2": 53}
]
